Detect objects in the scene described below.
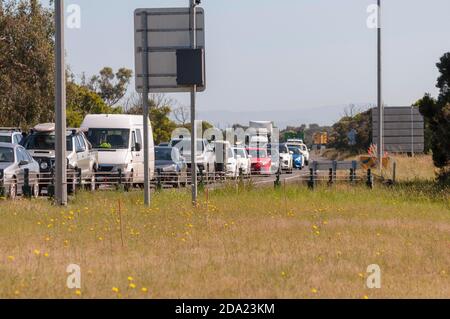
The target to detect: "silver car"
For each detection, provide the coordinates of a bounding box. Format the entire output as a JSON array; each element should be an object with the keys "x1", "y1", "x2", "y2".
[{"x1": 0, "y1": 143, "x2": 40, "y2": 199}]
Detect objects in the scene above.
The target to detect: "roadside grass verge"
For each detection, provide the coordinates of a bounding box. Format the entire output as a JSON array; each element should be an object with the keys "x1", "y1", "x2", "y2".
[{"x1": 0, "y1": 183, "x2": 448, "y2": 299}]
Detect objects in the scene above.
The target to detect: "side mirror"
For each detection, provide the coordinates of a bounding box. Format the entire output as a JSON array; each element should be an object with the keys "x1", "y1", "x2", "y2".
[
  {"x1": 134, "y1": 143, "x2": 142, "y2": 152},
  {"x1": 289, "y1": 151, "x2": 294, "y2": 155},
  {"x1": 19, "y1": 160, "x2": 29, "y2": 166}
]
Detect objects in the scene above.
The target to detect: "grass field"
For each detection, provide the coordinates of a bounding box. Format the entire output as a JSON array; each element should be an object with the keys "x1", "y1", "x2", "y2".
[{"x1": 0, "y1": 181, "x2": 449, "y2": 299}]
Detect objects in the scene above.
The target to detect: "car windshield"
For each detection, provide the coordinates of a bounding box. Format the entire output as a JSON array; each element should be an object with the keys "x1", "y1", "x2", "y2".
[
  {"x1": 234, "y1": 149, "x2": 246, "y2": 159},
  {"x1": 0, "y1": 147, "x2": 14, "y2": 163},
  {"x1": 87, "y1": 129, "x2": 130, "y2": 150},
  {"x1": 171, "y1": 140, "x2": 205, "y2": 155},
  {"x1": 279, "y1": 146, "x2": 288, "y2": 153},
  {"x1": 23, "y1": 133, "x2": 72, "y2": 151},
  {"x1": 0, "y1": 136, "x2": 10, "y2": 143},
  {"x1": 289, "y1": 147, "x2": 301, "y2": 155},
  {"x1": 248, "y1": 149, "x2": 268, "y2": 158},
  {"x1": 155, "y1": 148, "x2": 177, "y2": 161}
]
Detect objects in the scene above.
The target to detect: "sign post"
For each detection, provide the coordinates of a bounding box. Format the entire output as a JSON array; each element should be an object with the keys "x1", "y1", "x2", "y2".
[
  {"x1": 140, "y1": 12, "x2": 151, "y2": 206},
  {"x1": 377, "y1": 0, "x2": 383, "y2": 173},
  {"x1": 134, "y1": 4, "x2": 206, "y2": 207},
  {"x1": 189, "y1": 0, "x2": 198, "y2": 205},
  {"x1": 55, "y1": 0, "x2": 67, "y2": 206}
]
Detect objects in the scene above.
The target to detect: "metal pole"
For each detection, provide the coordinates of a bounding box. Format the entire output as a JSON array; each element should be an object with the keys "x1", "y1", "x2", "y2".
[
  {"x1": 411, "y1": 106, "x2": 414, "y2": 156},
  {"x1": 377, "y1": 0, "x2": 383, "y2": 174},
  {"x1": 141, "y1": 12, "x2": 151, "y2": 206},
  {"x1": 55, "y1": 0, "x2": 67, "y2": 206},
  {"x1": 190, "y1": 0, "x2": 198, "y2": 205}
]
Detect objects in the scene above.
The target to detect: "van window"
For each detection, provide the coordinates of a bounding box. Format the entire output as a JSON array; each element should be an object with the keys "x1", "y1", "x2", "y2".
[
  {"x1": 131, "y1": 131, "x2": 137, "y2": 147},
  {"x1": 75, "y1": 136, "x2": 86, "y2": 153},
  {"x1": 135, "y1": 129, "x2": 142, "y2": 145},
  {"x1": 87, "y1": 129, "x2": 130, "y2": 150}
]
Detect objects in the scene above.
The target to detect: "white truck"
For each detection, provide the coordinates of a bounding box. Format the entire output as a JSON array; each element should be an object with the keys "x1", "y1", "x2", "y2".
[
  {"x1": 247, "y1": 121, "x2": 274, "y2": 147},
  {"x1": 81, "y1": 114, "x2": 155, "y2": 188}
]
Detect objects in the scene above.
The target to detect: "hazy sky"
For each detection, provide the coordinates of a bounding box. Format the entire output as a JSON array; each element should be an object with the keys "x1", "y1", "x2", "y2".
[{"x1": 50, "y1": 0, "x2": 450, "y2": 123}]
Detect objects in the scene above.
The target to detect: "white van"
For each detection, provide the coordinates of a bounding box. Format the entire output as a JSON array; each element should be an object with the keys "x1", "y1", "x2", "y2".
[{"x1": 81, "y1": 114, "x2": 155, "y2": 185}]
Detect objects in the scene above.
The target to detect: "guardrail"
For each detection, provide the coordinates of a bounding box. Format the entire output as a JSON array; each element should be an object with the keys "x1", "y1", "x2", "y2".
[
  {"x1": 0, "y1": 161, "x2": 379, "y2": 200},
  {"x1": 307, "y1": 160, "x2": 373, "y2": 190}
]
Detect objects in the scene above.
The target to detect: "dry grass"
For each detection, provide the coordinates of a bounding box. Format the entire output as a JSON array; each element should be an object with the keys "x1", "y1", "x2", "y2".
[
  {"x1": 0, "y1": 181, "x2": 449, "y2": 299},
  {"x1": 322, "y1": 149, "x2": 438, "y2": 182}
]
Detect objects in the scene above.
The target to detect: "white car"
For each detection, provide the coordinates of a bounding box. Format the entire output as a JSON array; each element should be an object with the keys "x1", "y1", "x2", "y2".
[
  {"x1": 279, "y1": 144, "x2": 294, "y2": 174},
  {"x1": 22, "y1": 123, "x2": 99, "y2": 193},
  {"x1": 171, "y1": 138, "x2": 216, "y2": 177},
  {"x1": 0, "y1": 128, "x2": 23, "y2": 145},
  {"x1": 233, "y1": 147, "x2": 251, "y2": 177}
]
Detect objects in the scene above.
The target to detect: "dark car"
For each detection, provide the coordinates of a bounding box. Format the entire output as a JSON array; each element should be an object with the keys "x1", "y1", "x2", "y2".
[{"x1": 155, "y1": 147, "x2": 188, "y2": 188}]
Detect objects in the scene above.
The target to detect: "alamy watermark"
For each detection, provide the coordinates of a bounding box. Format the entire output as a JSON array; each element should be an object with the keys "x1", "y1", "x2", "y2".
[
  {"x1": 366, "y1": 264, "x2": 381, "y2": 289},
  {"x1": 66, "y1": 264, "x2": 81, "y2": 289}
]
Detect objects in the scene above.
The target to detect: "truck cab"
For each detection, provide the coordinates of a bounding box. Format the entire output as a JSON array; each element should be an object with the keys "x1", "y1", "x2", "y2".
[{"x1": 81, "y1": 114, "x2": 155, "y2": 186}]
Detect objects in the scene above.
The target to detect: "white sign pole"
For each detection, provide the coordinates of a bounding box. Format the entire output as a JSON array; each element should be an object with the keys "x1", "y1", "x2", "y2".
[
  {"x1": 377, "y1": 0, "x2": 384, "y2": 173},
  {"x1": 190, "y1": 0, "x2": 198, "y2": 206},
  {"x1": 141, "y1": 12, "x2": 151, "y2": 206},
  {"x1": 55, "y1": 0, "x2": 67, "y2": 206}
]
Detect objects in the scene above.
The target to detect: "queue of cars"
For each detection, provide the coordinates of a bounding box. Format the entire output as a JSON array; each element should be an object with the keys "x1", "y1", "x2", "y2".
[{"x1": 0, "y1": 117, "x2": 312, "y2": 198}]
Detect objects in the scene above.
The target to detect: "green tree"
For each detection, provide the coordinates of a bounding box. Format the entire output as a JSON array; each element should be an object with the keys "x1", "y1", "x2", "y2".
[
  {"x1": 417, "y1": 53, "x2": 450, "y2": 184},
  {"x1": 0, "y1": 0, "x2": 55, "y2": 129},
  {"x1": 125, "y1": 94, "x2": 177, "y2": 145},
  {"x1": 86, "y1": 67, "x2": 133, "y2": 107},
  {"x1": 329, "y1": 109, "x2": 372, "y2": 153},
  {"x1": 66, "y1": 80, "x2": 122, "y2": 127}
]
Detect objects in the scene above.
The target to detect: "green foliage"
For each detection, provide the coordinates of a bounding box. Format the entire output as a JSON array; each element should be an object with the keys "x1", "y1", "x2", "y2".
[
  {"x1": 66, "y1": 80, "x2": 122, "y2": 127},
  {"x1": 329, "y1": 110, "x2": 371, "y2": 153},
  {"x1": 86, "y1": 67, "x2": 133, "y2": 107},
  {"x1": 126, "y1": 98, "x2": 177, "y2": 145},
  {"x1": 0, "y1": 0, "x2": 55, "y2": 129},
  {"x1": 416, "y1": 53, "x2": 450, "y2": 184}
]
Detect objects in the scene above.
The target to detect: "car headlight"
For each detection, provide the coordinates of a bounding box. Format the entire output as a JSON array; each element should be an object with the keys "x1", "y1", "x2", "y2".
[{"x1": 40, "y1": 162, "x2": 48, "y2": 170}]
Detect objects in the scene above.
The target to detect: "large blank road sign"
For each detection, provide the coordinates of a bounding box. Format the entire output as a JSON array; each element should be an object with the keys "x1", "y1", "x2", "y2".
[
  {"x1": 134, "y1": 8, "x2": 205, "y2": 93},
  {"x1": 372, "y1": 107, "x2": 425, "y2": 153}
]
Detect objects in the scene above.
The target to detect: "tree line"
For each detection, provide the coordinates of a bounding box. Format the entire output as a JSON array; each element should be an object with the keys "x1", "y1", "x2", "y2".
[{"x1": 0, "y1": 0, "x2": 188, "y2": 145}]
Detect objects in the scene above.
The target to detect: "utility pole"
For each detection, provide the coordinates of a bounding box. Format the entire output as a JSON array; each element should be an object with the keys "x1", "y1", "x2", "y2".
[
  {"x1": 141, "y1": 12, "x2": 151, "y2": 206},
  {"x1": 377, "y1": 0, "x2": 384, "y2": 174},
  {"x1": 190, "y1": 0, "x2": 198, "y2": 206},
  {"x1": 55, "y1": 0, "x2": 67, "y2": 206}
]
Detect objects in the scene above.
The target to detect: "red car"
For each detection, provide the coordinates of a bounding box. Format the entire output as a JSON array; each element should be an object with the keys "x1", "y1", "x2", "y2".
[{"x1": 247, "y1": 148, "x2": 272, "y2": 175}]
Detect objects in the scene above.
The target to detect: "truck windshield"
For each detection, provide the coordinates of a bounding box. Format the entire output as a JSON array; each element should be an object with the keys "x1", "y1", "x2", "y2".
[
  {"x1": 0, "y1": 136, "x2": 10, "y2": 143},
  {"x1": 23, "y1": 134, "x2": 73, "y2": 151},
  {"x1": 87, "y1": 129, "x2": 130, "y2": 150},
  {"x1": 0, "y1": 147, "x2": 14, "y2": 163}
]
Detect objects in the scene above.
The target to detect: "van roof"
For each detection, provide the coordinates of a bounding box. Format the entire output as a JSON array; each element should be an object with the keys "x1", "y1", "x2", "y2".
[{"x1": 81, "y1": 114, "x2": 149, "y2": 129}]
